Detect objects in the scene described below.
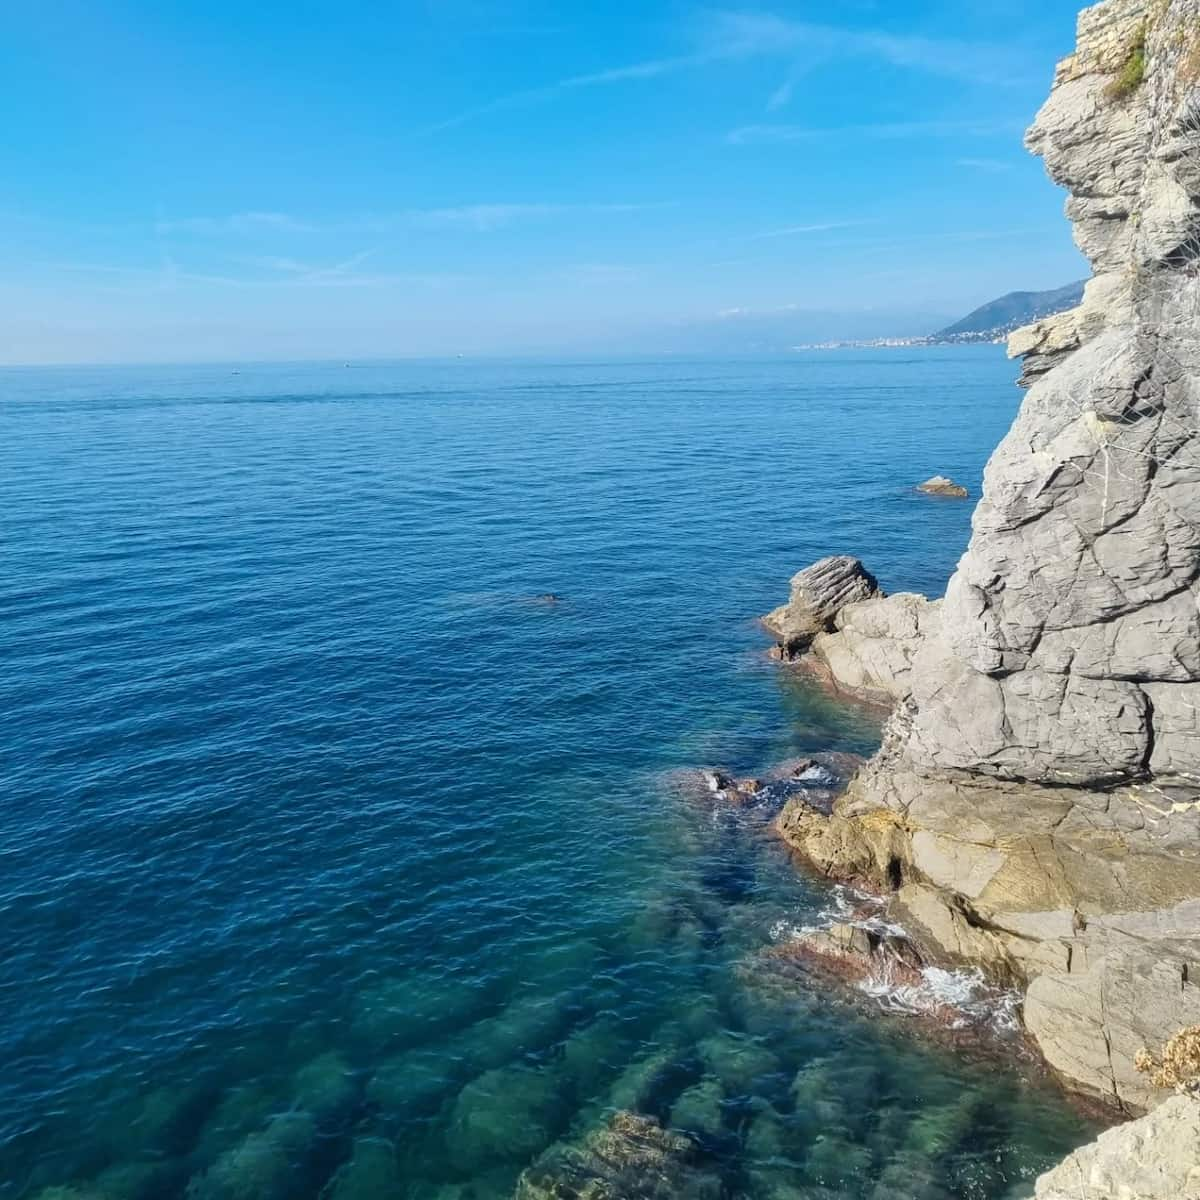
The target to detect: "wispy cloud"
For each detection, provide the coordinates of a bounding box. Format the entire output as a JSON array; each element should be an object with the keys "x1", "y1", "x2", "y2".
[
  {"x1": 747, "y1": 219, "x2": 877, "y2": 240},
  {"x1": 938, "y1": 227, "x2": 1057, "y2": 241},
  {"x1": 727, "y1": 119, "x2": 1024, "y2": 145},
  {"x1": 957, "y1": 157, "x2": 1015, "y2": 173},
  {"x1": 155, "y1": 212, "x2": 319, "y2": 236},
  {"x1": 50, "y1": 257, "x2": 469, "y2": 292},
  {"x1": 716, "y1": 302, "x2": 803, "y2": 319},
  {"x1": 765, "y1": 78, "x2": 795, "y2": 112},
  {"x1": 408, "y1": 202, "x2": 666, "y2": 232},
  {"x1": 417, "y1": 54, "x2": 711, "y2": 135},
  {"x1": 705, "y1": 13, "x2": 1025, "y2": 85},
  {"x1": 419, "y1": 12, "x2": 1024, "y2": 136},
  {"x1": 155, "y1": 203, "x2": 669, "y2": 237}
]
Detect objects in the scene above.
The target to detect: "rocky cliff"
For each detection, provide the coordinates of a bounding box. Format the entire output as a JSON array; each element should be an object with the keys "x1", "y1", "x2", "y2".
[{"x1": 769, "y1": 0, "x2": 1200, "y2": 1119}]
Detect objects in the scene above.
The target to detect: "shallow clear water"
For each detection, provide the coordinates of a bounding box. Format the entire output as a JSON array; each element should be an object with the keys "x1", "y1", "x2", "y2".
[{"x1": 0, "y1": 353, "x2": 1097, "y2": 1200}]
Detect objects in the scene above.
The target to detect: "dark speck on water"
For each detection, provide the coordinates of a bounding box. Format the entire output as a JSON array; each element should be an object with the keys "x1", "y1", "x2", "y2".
[{"x1": 0, "y1": 353, "x2": 1098, "y2": 1200}]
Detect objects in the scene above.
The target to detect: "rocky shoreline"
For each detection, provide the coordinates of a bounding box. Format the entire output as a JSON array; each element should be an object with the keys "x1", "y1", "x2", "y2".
[{"x1": 754, "y1": 0, "x2": 1200, "y2": 1189}]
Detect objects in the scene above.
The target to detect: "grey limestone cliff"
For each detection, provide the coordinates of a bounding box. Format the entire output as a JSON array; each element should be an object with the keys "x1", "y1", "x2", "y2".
[{"x1": 770, "y1": 0, "x2": 1200, "y2": 1119}]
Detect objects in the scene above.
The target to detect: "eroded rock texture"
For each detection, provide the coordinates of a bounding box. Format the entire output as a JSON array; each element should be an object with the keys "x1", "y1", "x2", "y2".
[
  {"x1": 1035, "y1": 1095, "x2": 1200, "y2": 1199},
  {"x1": 776, "y1": 0, "x2": 1200, "y2": 1112},
  {"x1": 762, "y1": 556, "x2": 882, "y2": 657}
]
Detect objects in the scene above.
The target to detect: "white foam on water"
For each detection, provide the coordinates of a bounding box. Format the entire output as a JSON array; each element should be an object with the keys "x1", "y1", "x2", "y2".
[
  {"x1": 769, "y1": 884, "x2": 907, "y2": 943},
  {"x1": 795, "y1": 764, "x2": 836, "y2": 785},
  {"x1": 771, "y1": 885, "x2": 1022, "y2": 1035},
  {"x1": 857, "y1": 963, "x2": 1022, "y2": 1033}
]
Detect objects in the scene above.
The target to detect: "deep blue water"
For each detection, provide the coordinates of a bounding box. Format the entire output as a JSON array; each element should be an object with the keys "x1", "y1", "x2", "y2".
[{"x1": 0, "y1": 352, "x2": 1095, "y2": 1200}]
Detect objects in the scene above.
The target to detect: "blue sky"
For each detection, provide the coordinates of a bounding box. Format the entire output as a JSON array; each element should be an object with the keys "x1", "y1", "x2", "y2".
[{"x1": 2, "y1": 0, "x2": 1090, "y2": 363}]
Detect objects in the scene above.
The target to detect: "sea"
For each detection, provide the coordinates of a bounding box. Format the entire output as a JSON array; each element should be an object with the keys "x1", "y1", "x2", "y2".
[{"x1": 0, "y1": 352, "x2": 1099, "y2": 1200}]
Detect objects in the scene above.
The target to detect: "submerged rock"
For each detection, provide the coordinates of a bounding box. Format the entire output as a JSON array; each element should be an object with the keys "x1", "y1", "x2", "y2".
[
  {"x1": 445, "y1": 1066, "x2": 566, "y2": 1170},
  {"x1": 559, "y1": 1015, "x2": 633, "y2": 1097},
  {"x1": 514, "y1": 1111, "x2": 720, "y2": 1200},
  {"x1": 291, "y1": 1050, "x2": 359, "y2": 1124},
  {"x1": 324, "y1": 1137, "x2": 404, "y2": 1200},
  {"x1": 742, "y1": 1101, "x2": 788, "y2": 1163},
  {"x1": 31, "y1": 1189, "x2": 111, "y2": 1200},
  {"x1": 915, "y1": 475, "x2": 968, "y2": 498},
  {"x1": 606, "y1": 1045, "x2": 691, "y2": 1115},
  {"x1": 669, "y1": 1079, "x2": 726, "y2": 1140},
  {"x1": 804, "y1": 1135, "x2": 874, "y2": 1193},
  {"x1": 696, "y1": 1033, "x2": 780, "y2": 1097},
  {"x1": 185, "y1": 1111, "x2": 316, "y2": 1200},
  {"x1": 93, "y1": 1162, "x2": 179, "y2": 1200},
  {"x1": 187, "y1": 1083, "x2": 288, "y2": 1171},
  {"x1": 350, "y1": 973, "x2": 486, "y2": 1053},
  {"x1": 450, "y1": 990, "x2": 573, "y2": 1074},
  {"x1": 366, "y1": 1046, "x2": 456, "y2": 1120}
]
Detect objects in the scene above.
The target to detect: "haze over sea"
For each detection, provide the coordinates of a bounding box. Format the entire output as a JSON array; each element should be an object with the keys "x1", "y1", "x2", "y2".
[{"x1": 1, "y1": 352, "x2": 1096, "y2": 1200}]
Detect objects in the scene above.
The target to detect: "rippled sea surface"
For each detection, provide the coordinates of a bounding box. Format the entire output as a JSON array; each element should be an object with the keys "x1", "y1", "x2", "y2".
[{"x1": 1, "y1": 353, "x2": 1097, "y2": 1200}]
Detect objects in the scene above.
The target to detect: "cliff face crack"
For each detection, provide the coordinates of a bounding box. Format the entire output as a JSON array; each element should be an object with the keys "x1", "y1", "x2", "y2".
[{"x1": 1141, "y1": 686, "x2": 1158, "y2": 778}]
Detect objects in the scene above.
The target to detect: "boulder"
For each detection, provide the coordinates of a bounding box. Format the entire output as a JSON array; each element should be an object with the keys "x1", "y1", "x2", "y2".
[{"x1": 762, "y1": 556, "x2": 881, "y2": 656}]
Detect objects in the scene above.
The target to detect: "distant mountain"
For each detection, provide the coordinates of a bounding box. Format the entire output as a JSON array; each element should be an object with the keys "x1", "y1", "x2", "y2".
[{"x1": 932, "y1": 280, "x2": 1087, "y2": 344}]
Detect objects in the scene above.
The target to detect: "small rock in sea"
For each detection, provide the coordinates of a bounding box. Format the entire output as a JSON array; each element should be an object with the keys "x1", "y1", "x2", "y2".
[
  {"x1": 701, "y1": 770, "x2": 765, "y2": 807},
  {"x1": 703, "y1": 770, "x2": 735, "y2": 794},
  {"x1": 788, "y1": 758, "x2": 819, "y2": 779},
  {"x1": 916, "y1": 475, "x2": 969, "y2": 498}
]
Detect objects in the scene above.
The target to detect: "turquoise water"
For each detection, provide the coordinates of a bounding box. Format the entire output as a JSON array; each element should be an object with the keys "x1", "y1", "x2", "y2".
[{"x1": 0, "y1": 353, "x2": 1096, "y2": 1200}]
